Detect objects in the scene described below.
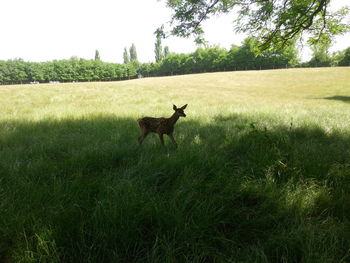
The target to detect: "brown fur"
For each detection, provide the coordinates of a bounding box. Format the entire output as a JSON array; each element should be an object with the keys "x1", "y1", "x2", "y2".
[{"x1": 137, "y1": 104, "x2": 187, "y2": 147}]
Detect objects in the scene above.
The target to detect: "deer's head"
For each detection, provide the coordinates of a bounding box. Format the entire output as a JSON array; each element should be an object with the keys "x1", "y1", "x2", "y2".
[{"x1": 173, "y1": 104, "x2": 187, "y2": 117}]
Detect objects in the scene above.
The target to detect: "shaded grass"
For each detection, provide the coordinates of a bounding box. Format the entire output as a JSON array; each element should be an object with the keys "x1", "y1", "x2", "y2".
[
  {"x1": 1, "y1": 113, "x2": 349, "y2": 262},
  {"x1": 324, "y1": 96, "x2": 350, "y2": 103}
]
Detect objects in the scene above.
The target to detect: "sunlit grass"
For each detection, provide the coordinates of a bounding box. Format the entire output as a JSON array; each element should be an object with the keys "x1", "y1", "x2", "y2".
[
  {"x1": 0, "y1": 67, "x2": 350, "y2": 262},
  {"x1": 1, "y1": 67, "x2": 349, "y2": 121}
]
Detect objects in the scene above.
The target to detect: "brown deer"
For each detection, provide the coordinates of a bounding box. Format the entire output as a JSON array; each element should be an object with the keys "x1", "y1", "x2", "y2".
[{"x1": 137, "y1": 104, "x2": 188, "y2": 147}]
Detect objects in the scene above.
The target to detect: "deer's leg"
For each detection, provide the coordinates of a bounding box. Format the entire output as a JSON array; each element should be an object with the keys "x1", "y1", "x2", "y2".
[
  {"x1": 138, "y1": 128, "x2": 149, "y2": 145},
  {"x1": 168, "y1": 133, "x2": 178, "y2": 148},
  {"x1": 158, "y1": 133, "x2": 165, "y2": 146}
]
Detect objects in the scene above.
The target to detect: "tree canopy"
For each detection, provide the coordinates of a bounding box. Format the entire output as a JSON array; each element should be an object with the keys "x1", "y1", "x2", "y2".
[
  {"x1": 162, "y1": 0, "x2": 350, "y2": 50},
  {"x1": 129, "y1": 44, "x2": 138, "y2": 63},
  {"x1": 155, "y1": 34, "x2": 164, "y2": 62},
  {"x1": 95, "y1": 50, "x2": 101, "y2": 61},
  {"x1": 123, "y1": 47, "x2": 130, "y2": 64}
]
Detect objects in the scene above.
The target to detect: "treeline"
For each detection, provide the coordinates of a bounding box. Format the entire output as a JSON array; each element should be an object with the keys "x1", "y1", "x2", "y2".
[
  {"x1": 1, "y1": 38, "x2": 350, "y2": 85},
  {"x1": 145, "y1": 38, "x2": 299, "y2": 76},
  {"x1": 304, "y1": 45, "x2": 350, "y2": 68},
  {"x1": 147, "y1": 38, "x2": 350, "y2": 76},
  {"x1": 0, "y1": 58, "x2": 138, "y2": 84}
]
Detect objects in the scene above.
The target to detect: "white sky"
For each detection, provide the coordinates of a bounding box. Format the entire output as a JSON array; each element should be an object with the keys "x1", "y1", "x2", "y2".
[{"x1": 0, "y1": 0, "x2": 349, "y2": 63}]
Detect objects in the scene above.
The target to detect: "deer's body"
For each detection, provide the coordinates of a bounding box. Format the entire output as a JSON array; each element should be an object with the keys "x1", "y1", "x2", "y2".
[{"x1": 138, "y1": 104, "x2": 187, "y2": 147}]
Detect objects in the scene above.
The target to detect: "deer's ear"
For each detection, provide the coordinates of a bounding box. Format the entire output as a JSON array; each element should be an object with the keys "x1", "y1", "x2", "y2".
[
  {"x1": 173, "y1": 104, "x2": 177, "y2": 110},
  {"x1": 181, "y1": 104, "x2": 188, "y2": 110}
]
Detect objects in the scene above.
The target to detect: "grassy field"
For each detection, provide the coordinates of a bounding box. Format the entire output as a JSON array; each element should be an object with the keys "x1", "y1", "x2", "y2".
[{"x1": 0, "y1": 67, "x2": 350, "y2": 262}]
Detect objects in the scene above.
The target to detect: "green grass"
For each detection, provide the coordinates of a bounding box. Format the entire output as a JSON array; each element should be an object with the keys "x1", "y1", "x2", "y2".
[{"x1": 0, "y1": 68, "x2": 350, "y2": 262}]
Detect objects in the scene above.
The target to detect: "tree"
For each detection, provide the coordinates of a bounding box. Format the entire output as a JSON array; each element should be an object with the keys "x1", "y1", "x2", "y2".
[
  {"x1": 129, "y1": 44, "x2": 138, "y2": 63},
  {"x1": 338, "y1": 47, "x2": 350, "y2": 66},
  {"x1": 308, "y1": 35, "x2": 332, "y2": 67},
  {"x1": 155, "y1": 35, "x2": 164, "y2": 62},
  {"x1": 95, "y1": 50, "x2": 101, "y2": 61},
  {"x1": 123, "y1": 47, "x2": 130, "y2": 64},
  {"x1": 228, "y1": 37, "x2": 299, "y2": 70},
  {"x1": 7, "y1": 59, "x2": 27, "y2": 83},
  {"x1": 164, "y1": 46, "x2": 170, "y2": 58},
  {"x1": 161, "y1": 0, "x2": 350, "y2": 50}
]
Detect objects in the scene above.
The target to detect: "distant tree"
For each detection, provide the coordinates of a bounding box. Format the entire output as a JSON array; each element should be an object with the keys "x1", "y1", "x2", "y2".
[
  {"x1": 155, "y1": 35, "x2": 164, "y2": 62},
  {"x1": 0, "y1": 60, "x2": 11, "y2": 83},
  {"x1": 308, "y1": 34, "x2": 332, "y2": 67},
  {"x1": 123, "y1": 47, "x2": 130, "y2": 64},
  {"x1": 27, "y1": 62, "x2": 45, "y2": 82},
  {"x1": 164, "y1": 46, "x2": 170, "y2": 58},
  {"x1": 129, "y1": 44, "x2": 138, "y2": 63},
  {"x1": 158, "y1": 53, "x2": 188, "y2": 75},
  {"x1": 338, "y1": 47, "x2": 350, "y2": 66},
  {"x1": 225, "y1": 37, "x2": 299, "y2": 70},
  {"x1": 95, "y1": 50, "x2": 101, "y2": 61},
  {"x1": 7, "y1": 59, "x2": 28, "y2": 83}
]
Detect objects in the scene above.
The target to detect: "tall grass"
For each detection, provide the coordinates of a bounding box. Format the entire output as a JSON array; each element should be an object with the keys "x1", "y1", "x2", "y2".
[{"x1": 1, "y1": 68, "x2": 350, "y2": 262}]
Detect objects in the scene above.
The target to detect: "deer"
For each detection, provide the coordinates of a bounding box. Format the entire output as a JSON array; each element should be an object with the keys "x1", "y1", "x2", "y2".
[{"x1": 137, "y1": 104, "x2": 188, "y2": 147}]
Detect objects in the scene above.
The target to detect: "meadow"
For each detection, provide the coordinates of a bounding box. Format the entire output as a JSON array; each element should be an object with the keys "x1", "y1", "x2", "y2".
[{"x1": 0, "y1": 67, "x2": 349, "y2": 263}]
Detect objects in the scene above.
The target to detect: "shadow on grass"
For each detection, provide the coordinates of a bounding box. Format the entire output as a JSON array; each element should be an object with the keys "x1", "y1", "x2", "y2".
[
  {"x1": 324, "y1": 95, "x2": 350, "y2": 103},
  {"x1": 0, "y1": 114, "x2": 349, "y2": 263}
]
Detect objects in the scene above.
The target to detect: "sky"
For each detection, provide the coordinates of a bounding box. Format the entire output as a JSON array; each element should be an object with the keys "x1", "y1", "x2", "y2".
[{"x1": 0, "y1": 0, "x2": 349, "y2": 63}]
